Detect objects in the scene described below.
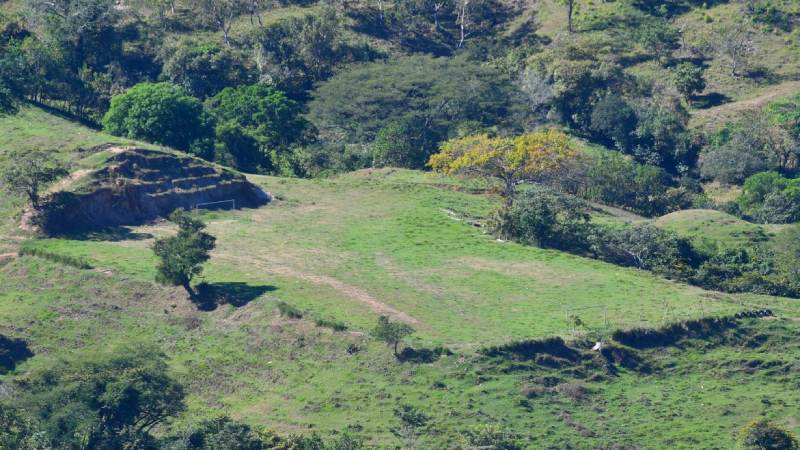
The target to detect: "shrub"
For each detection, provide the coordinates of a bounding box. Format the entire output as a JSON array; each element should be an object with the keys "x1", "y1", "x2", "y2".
[
  {"x1": 673, "y1": 62, "x2": 706, "y2": 100},
  {"x1": 314, "y1": 317, "x2": 348, "y2": 332},
  {"x1": 18, "y1": 244, "x2": 92, "y2": 270},
  {"x1": 491, "y1": 185, "x2": 591, "y2": 250},
  {"x1": 277, "y1": 301, "x2": 303, "y2": 319},
  {"x1": 736, "y1": 172, "x2": 800, "y2": 224},
  {"x1": 102, "y1": 82, "x2": 214, "y2": 157},
  {"x1": 738, "y1": 419, "x2": 799, "y2": 450},
  {"x1": 161, "y1": 40, "x2": 255, "y2": 99},
  {"x1": 591, "y1": 223, "x2": 700, "y2": 277},
  {"x1": 371, "y1": 120, "x2": 428, "y2": 169}
]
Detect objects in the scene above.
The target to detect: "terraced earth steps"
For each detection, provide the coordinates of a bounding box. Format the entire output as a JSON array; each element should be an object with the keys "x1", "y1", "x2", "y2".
[{"x1": 38, "y1": 148, "x2": 270, "y2": 233}]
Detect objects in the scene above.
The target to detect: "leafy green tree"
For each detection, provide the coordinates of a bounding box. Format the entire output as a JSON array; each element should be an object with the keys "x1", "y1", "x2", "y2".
[
  {"x1": 590, "y1": 94, "x2": 637, "y2": 152},
  {"x1": 253, "y1": 7, "x2": 342, "y2": 96},
  {"x1": 162, "y1": 40, "x2": 255, "y2": 99},
  {"x1": 673, "y1": 62, "x2": 706, "y2": 101},
  {"x1": 0, "y1": 82, "x2": 15, "y2": 114},
  {"x1": 214, "y1": 121, "x2": 271, "y2": 173},
  {"x1": 371, "y1": 316, "x2": 414, "y2": 357},
  {"x1": 206, "y1": 84, "x2": 308, "y2": 156},
  {"x1": 169, "y1": 416, "x2": 279, "y2": 450},
  {"x1": 738, "y1": 419, "x2": 799, "y2": 450},
  {"x1": 0, "y1": 403, "x2": 51, "y2": 450},
  {"x1": 0, "y1": 151, "x2": 67, "y2": 210},
  {"x1": 371, "y1": 120, "x2": 427, "y2": 169},
  {"x1": 308, "y1": 54, "x2": 519, "y2": 155},
  {"x1": 16, "y1": 345, "x2": 185, "y2": 450},
  {"x1": 103, "y1": 82, "x2": 215, "y2": 156},
  {"x1": 153, "y1": 210, "x2": 217, "y2": 298},
  {"x1": 493, "y1": 185, "x2": 591, "y2": 250}
]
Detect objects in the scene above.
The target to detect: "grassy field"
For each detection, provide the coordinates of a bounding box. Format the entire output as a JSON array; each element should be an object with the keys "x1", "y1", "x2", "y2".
[{"x1": 2, "y1": 107, "x2": 800, "y2": 447}]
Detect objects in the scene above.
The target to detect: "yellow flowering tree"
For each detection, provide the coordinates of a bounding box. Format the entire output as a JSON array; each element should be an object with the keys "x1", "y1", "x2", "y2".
[{"x1": 428, "y1": 130, "x2": 576, "y2": 203}]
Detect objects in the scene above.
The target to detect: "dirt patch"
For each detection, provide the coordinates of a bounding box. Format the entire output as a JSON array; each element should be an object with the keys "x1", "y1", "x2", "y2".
[
  {"x1": 267, "y1": 265, "x2": 421, "y2": 326},
  {"x1": 692, "y1": 80, "x2": 800, "y2": 130}
]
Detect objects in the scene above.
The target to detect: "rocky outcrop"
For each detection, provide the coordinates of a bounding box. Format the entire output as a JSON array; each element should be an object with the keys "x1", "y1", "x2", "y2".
[{"x1": 38, "y1": 148, "x2": 269, "y2": 233}]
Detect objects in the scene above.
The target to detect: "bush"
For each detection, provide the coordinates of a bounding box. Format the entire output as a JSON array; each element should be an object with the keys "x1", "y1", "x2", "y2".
[
  {"x1": 591, "y1": 223, "x2": 700, "y2": 277},
  {"x1": 314, "y1": 317, "x2": 348, "y2": 332},
  {"x1": 277, "y1": 301, "x2": 303, "y2": 319},
  {"x1": 371, "y1": 120, "x2": 428, "y2": 169},
  {"x1": 673, "y1": 62, "x2": 706, "y2": 99},
  {"x1": 491, "y1": 186, "x2": 591, "y2": 251},
  {"x1": 102, "y1": 82, "x2": 214, "y2": 157},
  {"x1": 738, "y1": 419, "x2": 799, "y2": 450},
  {"x1": 161, "y1": 40, "x2": 255, "y2": 99},
  {"x1": 18, "y1": 244, "x2": 92, "y2": 270},
  {"x1": 736, "y1": 172, "x2": 800, "y2": 223}
]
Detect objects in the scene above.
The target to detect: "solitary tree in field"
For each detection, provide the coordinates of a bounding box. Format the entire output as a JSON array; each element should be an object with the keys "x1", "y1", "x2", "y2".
[
  {"x1": 673, "y1": 62, "x2": 706, "y2": 102},
  {"x1": 371, "y1": 316, "x2": 414, "y2": 357},
  {"x1": 153, "y1": 210, "x2": 216, "y2": 298},
  {"x1": 429, "y1": 130, "x2": 577, "y2": 204},
  {"x1": 0, "y1": 151, "x2": 67, "y2": 210}
]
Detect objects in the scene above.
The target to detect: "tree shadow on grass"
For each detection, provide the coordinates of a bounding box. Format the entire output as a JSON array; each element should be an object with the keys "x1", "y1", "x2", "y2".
[
  {"x1": 692, "y1": 92, "x2": 731, "y2": 109},
  {"x1": 0, "y1": 335, "x2": 33, "y2": 374},
  {"x1": 58, "y1": 226, "x2": 154, "y2": 242},
  {"x1": 397, "y1": 346, "x2": 452, "y2": 364},
  {"x1": 193, "y1": 282, "x2": 276, "y2": 311}
]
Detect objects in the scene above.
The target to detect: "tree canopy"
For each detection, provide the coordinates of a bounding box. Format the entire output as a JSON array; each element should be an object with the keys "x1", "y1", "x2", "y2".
[
  {"x1": 153, "y1": 210, "x2": 217, "y2": 298},
  {"x1": 429, "y1": 130, "x2": 577, "y2": 200}
]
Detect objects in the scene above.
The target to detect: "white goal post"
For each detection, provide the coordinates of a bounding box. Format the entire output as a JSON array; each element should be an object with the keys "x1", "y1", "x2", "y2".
[{"x1": 194, "y1": 199, "x2": 236, "y2": 211}]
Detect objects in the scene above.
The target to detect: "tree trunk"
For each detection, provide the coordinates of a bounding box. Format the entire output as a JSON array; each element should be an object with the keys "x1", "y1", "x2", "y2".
[
  {"x1": 567, "y1": 0, "x2": 574, "y2": 33},
  {"x1": 182, "y1": 280, "x2": 196, "y2": 299},
  {"x1": 393, "y1": 340, "x2": 399, "y2": 357}
]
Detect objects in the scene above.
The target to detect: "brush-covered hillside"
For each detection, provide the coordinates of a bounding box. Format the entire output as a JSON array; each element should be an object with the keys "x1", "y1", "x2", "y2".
[{"x1": 2, "y1": 0, "x2": 800, "y2": 449}]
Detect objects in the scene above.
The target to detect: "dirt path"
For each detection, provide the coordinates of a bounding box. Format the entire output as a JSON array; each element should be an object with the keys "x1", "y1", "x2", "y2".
[
  {"x1": 0, "y1": 252, "x2": 17, "y2": 260},
  {"x1": 215, "y1": 254, "x2": 421, "y2": 325},
  {"x1": 692, "y1": 80, "x2": 800, "y2": 128}
]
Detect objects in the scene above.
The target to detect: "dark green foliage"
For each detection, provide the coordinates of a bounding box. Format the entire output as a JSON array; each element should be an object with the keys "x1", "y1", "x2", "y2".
[
  {"x1": 0, "y1": 403, "x2": 49, "y2": 450},
  {"x1": 0, "y1": 82, "x2": 15, "y2": 114},
  {"x1": 167, "y1": 416, "x2": 279, "y2": 450},
  {"x1": 736, "y1": 172, "x2": 800, "y2": 223},
  {"x1": 308, "y1": 54, "x2": 519, "y2": 160},
  {"x1": 162, "y1": 40, "x2": 255, "y2": 99},
  {"x1": 592, "y1": 223, "x2": 700, "y2": 277},
  {"x1": 251, "y1": 8, "x2": 344, "y2": 97},
  {"x1": 18, "y1": 244, "x2": 93, "y2": 270},
  {"x1": 491, "y1": 185, "x2": 591, "y2": 250},
  {"x1": 738, "y1": 419, "x2": 800, "y2": 450},
  {"x1": 371, "y1": 315, "x2": 414, "y2": 357},
  {"x1": 206, "y1": 84, "x2": 308, "y2": 173},
  {"x1": 214, "y1": 121, "x2": 270, "y2": 173},
  {"x1": 371, "y1": 120, "x2": 428, "y2": 169},
  {"x1": 590, "y1": 94, "x2": 637, "y2": 152},
  {"x1": 277, "y1": 301, "x2": 303, "y2": 319},
  {"x1": 153, "y1": 210, "x2": 216, "y2": 298},
  {"x1": 103, "y1": 82, "x2": 215, "y2": 156},
  {"x1": 0, "y1": 150, "x2": 67, "y2": 210},
  {"x1": 632, "y1": 97, "x2": 692, "y2": 171},
  {"x1": 673, "y1": 62, "x2": 706, "y2": 100},
  {"x1": 314, "y1": 317, "x2": 348, "y2": 332},
  {"x1": 693, "y1": 247, "x2": 798, "y2": 297},
  {"x1": 557, "y1": 151, "x2": 692, "y2": 216},
  {"x1": 14, "y1": 345, "x2": 185, "y2": 450}
]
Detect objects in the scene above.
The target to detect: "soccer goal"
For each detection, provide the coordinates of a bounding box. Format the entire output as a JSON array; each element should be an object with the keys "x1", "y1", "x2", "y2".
[{"x1": 194, "y1": 199, "x2": 236, "y2": 211}]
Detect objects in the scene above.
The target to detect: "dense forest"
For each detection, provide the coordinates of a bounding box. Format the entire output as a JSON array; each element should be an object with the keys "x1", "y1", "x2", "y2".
[{"x1": 2, "y1": 0, "x2": 800, "y2": 448}]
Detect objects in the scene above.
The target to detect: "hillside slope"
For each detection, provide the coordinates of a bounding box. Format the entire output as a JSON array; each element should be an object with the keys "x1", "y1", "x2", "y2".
[{"x1": 2, "y1": 107, "x2": 800, "y2": 447}]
